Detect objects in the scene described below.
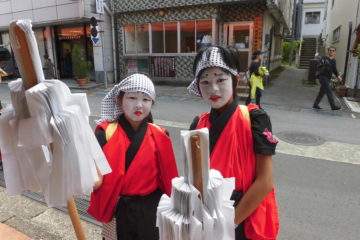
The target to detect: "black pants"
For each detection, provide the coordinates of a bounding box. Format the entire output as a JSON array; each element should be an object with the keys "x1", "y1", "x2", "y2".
[
  {"x1": 231, "y1": 191, "x2": 250, "y2": 240},
  {"x1": 314, "y1": 76, "x2": 336, "y2": 108},
  {"x1": 115, "y1": 189, "x2": 162, "y2": 240},
  {"x1": 245, "y1": 87, "x2": 262, "y2": 106}
]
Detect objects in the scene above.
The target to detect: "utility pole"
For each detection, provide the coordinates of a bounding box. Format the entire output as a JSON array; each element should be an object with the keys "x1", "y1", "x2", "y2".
[{"x1": 289, "y1": 0, "x2": 298, "y2": 66}]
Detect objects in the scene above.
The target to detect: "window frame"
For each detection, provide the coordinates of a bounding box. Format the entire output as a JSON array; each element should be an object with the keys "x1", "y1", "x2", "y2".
[
  {"x1": 122, "y1": 19, "x2": 216, "y2": 57},
  {"x1": 332, "y1": 26, "x2": 341, "y2": 43},
  {"x1": 304, "y1": 11, "x2": 321, "y2": 24}
]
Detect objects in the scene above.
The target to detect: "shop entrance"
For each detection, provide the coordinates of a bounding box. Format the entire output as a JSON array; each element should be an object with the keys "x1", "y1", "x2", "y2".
[
  {"x1": 224, "y1": 22, "x2": 253, "y2": 72},
  {"x1": 54, "y1": 24, "x2": 93, "y2": 79}
]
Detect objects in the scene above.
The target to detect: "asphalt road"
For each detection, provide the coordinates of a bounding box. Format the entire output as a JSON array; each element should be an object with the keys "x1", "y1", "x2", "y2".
[{"x1": 1, "y1": 78, "x2": 360, "y2": 239}]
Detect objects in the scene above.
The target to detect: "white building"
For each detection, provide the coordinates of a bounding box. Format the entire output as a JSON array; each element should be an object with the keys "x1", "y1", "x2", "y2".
[
  {"x1": 322, "y1": 0, "x2": 360, "y2": 96},
  {"x1": 0, "y1": 0, "x2": 116, "y2": 84},
  {"x1": 301, "y1": 0, "x2": 326, "y2": 37}
]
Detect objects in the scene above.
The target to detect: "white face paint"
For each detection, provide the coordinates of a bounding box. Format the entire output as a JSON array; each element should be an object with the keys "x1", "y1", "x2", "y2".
[
  {"x1": 121, "y1": 92, "x2": 153, "y2": 122},
  {"x1": 198, "y1": 67, "x2": 233, "y2": 109}
]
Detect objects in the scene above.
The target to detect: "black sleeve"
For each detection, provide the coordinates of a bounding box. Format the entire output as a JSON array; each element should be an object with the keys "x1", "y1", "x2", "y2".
[
  {"x1": 95, "y1": 128, "x2": 107, "y2": 148},
  {"x1": 332, "y1": 59, "x2": 339, "y2": 77},
  {"x1": 189, "y1": 116, "x2": 200, "y2": 130},
  {"x1": 250, "y1": 109, "x2": 277, "y2": 155},
  {"x1": 250, "y1": 62, "x2": 260, "y2": 76}
]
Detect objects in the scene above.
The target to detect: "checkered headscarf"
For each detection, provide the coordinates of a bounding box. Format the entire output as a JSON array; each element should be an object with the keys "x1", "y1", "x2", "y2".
[
  {"x1": 97, "y1": 73, "x2": 155, "y2": 124},
  {"x1": 187, "y1": 47, "x2": 238, "y2": 96}
]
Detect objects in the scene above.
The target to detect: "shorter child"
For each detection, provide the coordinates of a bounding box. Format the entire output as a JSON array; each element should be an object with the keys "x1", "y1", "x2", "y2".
[{"x1": 88, "y1": 73, "x2": 178, "y2": 240}]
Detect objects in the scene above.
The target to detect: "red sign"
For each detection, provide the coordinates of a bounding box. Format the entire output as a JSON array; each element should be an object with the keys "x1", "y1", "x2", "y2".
[{"x1": 150, "y1": 57, "x2": 176, "y2": 77}]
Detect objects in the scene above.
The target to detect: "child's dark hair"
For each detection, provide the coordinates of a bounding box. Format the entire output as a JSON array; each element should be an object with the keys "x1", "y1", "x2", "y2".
[
  {"x1": 117, "y1": 91, "x2": 154, "y2": 123},
  {"x1": 193, "y1": 46, "x2": 240, "y2": 100}
]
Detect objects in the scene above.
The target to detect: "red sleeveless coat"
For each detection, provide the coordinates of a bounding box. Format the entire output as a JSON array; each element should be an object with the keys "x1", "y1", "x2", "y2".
[
  {"x1": 87, "y1": 121, "x2": 178, "y2": 222},
  {"x1": 195, "y1": 105, "x2": 279, "y2": 240}
]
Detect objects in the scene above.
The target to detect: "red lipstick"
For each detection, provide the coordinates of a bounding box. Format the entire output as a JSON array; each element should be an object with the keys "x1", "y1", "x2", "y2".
[
  {"x1": 210, "y1": 95, "x2": 220, "y2": 102},
  {"x1": 134, "y1": 111, "x2": 142, "y2": 116}
]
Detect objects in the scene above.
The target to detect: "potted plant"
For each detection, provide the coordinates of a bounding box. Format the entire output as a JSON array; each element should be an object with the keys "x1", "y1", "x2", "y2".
[{"x1": 71, "y1": 45, "x2": 92, "y2": 86}]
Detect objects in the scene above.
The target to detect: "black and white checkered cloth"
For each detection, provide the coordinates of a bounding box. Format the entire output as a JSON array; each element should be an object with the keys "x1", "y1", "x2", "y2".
[
  {"x1": 187, "y1": 47, "x2": 238, "y2": 96},
  {"x1": 97, "y1": 73, "x2": 156, "y2": 124}
]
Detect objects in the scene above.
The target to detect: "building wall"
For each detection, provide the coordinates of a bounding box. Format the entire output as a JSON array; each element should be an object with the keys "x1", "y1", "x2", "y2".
[
  {"x1": 323, "y1": 0, "x2": 360, "y2": 89},
  {"x1": 116, "y1": 6, "x2": 219, "y2": 82},
  {"x1": 114, "y1": 0, "x2": 254, "y2": 13},
  {"x1": 117, "y1": 4, "x2": 270, "y2": 81},
  {"x1": 0, "y1": 0, "x2": 85, "y2": 30},
  {"x1": 301, "y1": 1, "x2": 326, "y2": 37}
]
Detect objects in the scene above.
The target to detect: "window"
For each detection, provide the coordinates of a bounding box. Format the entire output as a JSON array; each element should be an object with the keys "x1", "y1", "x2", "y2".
[
  {"x1": 152, "y1": 23, "x2": 164, "y2": 53},
  {"x1": 305, "y1": 12, "x2": 320, "y2": 24},
  {"x1": 164, "y1": 22, "x2": 178, "y2": 53},
  {"x1": 124, "y1": 24, "x2": 149, "y2": 54},
  {"x1": 333, "y1": 26, "x2": 341, "y2": 42},
  {"x1": 124, "y1": 25, "x2": 136, "y2": 54},
  {"x1": 136, "y1": 24, "x2": 149, "y2": 53},
  {"x1": 196, "y1": 20, "x2": 212, "y2": 50},
  {"x1": 124, "y1": 20, "x2": 214, "y2": 55},
  {"x1": 180, "y1": 21, "x2": 195, "y2": 53}
]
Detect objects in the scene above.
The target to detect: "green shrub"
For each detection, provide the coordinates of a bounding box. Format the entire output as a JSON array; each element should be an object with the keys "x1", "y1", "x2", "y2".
[
  {"x1": 71, "y1": 45, "x2": 92, "y2": 79},
  {"x1": 282, "y1": 41, "x2": 301, "y2": 63}
]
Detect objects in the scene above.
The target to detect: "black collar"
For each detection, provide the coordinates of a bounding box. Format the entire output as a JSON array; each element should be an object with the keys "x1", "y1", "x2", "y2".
[
  {"x1": 118, "y1": 114, "x2": 148, "y2": 172},
  {"x1": 209, "y1": 101, "x2": 238, "y2": 154}
]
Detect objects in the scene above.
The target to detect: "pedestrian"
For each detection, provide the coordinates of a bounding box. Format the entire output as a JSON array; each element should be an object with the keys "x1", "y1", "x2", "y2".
[
  {"x1": 43, "y1": 54, "x2": 55, "y2": 79},
  {"x1": 87, "y1": 73, "x2": 178, "y2": 240},
  {"x1": 245, "y1": 50, "x2": 269, "y2": 106},
  {"x1": 313, "y1": 46, "x2": 342, "y2": 110},
  {"x1": 188, "y1": 46, "x2": 279, "y2": 240},
  {"x1": 64, "y1": 49, "x2": 72, "y2": 77}
]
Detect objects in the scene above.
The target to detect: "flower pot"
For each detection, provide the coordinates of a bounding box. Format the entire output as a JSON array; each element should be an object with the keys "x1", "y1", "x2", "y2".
[
  {"x1": 335, "y1": 87, "x2": 348, "y2": 97},
  {"x1": 77, "y1": 78, "x2": 89, "y2": 87}
]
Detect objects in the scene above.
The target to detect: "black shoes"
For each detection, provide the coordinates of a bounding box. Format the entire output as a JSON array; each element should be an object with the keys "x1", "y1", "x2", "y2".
[
  {"x1": 331, "y1": 106, "x2": 341, "y2": 111},
  {"x1": 313, "y1": 105, "x2": 322, "y2": 110}
]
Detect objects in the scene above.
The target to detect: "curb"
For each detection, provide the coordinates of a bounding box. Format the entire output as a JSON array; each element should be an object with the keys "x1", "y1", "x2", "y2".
[{"x1": 0, "y1": 223, "x2": 32, "y2": 240}]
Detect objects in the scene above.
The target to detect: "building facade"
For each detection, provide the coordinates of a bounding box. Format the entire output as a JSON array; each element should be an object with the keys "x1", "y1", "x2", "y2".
[
  {"x1": 301, "y1": 0, "x2": 326, "y2": 37},
  {"x1": 0, "y1": 0, "x2": 116, "y2": 84},
  {"x1": 114, "y1": 0, "x2": 293, "y2": 83},
  {"x1": 321, "y1": 0, "x2": 360, "y2": 96}
]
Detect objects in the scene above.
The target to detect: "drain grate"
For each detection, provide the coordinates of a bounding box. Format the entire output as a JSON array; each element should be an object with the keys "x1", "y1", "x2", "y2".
[{"x1": 276, "y1": 131, "x2": 326, "y2": 146}]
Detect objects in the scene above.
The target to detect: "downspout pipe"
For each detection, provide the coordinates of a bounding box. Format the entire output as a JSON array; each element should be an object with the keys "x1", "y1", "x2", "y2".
[{"x1": 104, "y1": 1, "x2": 117, "y2": 84}]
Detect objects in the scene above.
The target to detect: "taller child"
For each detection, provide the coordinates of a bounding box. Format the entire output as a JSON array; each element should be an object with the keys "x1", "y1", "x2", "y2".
[
  {"x1": 88, "y1": 73, "x2": 178, "y2": 240},
  {"x1": 188, "y1": 46, "x2": 279, "y2": 240}
]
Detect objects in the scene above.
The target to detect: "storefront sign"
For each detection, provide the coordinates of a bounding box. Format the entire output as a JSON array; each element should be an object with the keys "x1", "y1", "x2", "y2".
[{"x1": 150, "y1": 57, "x2": 176, "y2": 77}]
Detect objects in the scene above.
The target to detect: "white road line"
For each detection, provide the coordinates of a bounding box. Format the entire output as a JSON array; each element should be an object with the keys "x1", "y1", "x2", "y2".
[
  {"x1": 276, "y1": 140, "x2": 360, "y2": 165},
  {"x1": 154, "y1": 118, "x2": 360, "y2": 165},
  {"x1": 154, "y1": 119, "x2": 189, "y2": 129}
]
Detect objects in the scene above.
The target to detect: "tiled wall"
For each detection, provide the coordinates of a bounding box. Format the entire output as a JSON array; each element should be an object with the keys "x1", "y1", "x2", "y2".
[{"x1": 114, "y1": 0, "x2": 253, "y2": 13}]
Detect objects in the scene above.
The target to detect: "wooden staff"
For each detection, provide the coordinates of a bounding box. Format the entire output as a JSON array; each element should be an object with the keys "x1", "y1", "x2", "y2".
[
  {"x1": 190, "y1": 135, "x2": 203, "y2": 200},
  {"x1": 10, "y1": 21, "x2": 86, "y2": 240}
]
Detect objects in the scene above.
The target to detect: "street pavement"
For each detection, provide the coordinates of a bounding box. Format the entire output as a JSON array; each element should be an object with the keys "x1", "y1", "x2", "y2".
[{"x1": 0, "y1": 66, "x2": 360, "y2": 239}]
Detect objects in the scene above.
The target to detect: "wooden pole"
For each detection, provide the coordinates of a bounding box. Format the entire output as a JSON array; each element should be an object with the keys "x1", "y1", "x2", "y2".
[
  {"x1": 190, "y1": 135, "x2": 203, "y2": 200},
  {"x1": 10, "y1": 21, "x2": 87, "y2": 240}
]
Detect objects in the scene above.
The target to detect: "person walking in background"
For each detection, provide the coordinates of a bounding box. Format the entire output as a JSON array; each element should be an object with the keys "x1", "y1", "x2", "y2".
[
  {"x1": 43, "y1": 54, "x2": 55, "y2": 79},
  {"x1": 245, "y1": 50, "x2": 269, "y2": 107},
  {"x1": 313, "y1": 46, "x2": 342, "y2": 110}
]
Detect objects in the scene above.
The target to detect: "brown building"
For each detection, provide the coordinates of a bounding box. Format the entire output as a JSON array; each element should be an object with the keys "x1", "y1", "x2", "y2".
[{"x1": 114, "y1": 0, "x2": 293, "y2": 83}]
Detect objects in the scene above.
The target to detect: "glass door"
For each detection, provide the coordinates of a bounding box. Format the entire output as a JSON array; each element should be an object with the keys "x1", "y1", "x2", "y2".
[{"x1": 226, "y1": 22, "x2": 253, "y2": 72}]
